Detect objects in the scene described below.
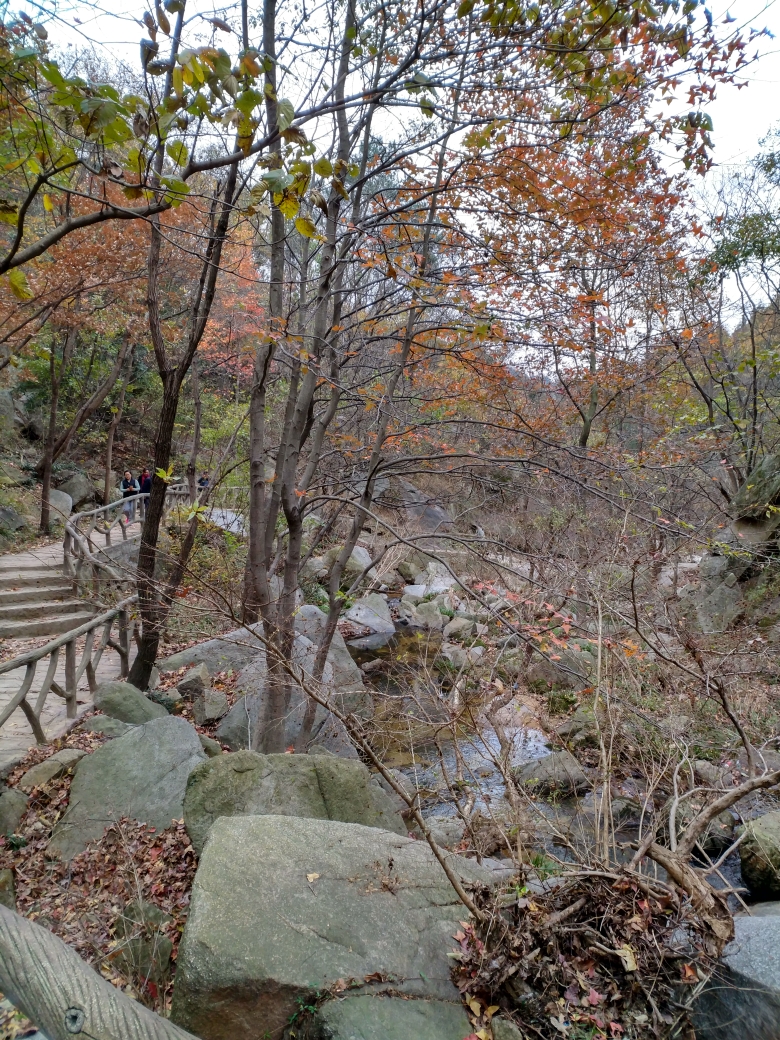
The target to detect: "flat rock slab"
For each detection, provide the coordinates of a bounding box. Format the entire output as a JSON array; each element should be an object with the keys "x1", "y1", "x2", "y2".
[
  {"x1": 93, "y1": 680, "x2": 168, "y2": 725},
  {"x1": 344, "y1": 594, "x2": 395, "y2": 635},
  {"x1": 161, "y1": 624, "x2": 266, "y2": 674},
  {"x1": 183, "y1": 750, "x2": 406, "y2": 853},
  {"x1": 48, "y1": 716, "x2": 207, "y2": 860},
  {"x1": 692, "y1": 915, "x2": 780, "y2": 1040},
  {"x1": 513, "y1": 749, "x2": 589, "y2": 797},
  {"x1": 19, "y1": 748, "x2": 87, "y2": 792},
  {"x1": 171, "y1": 816, "x2": 497, "y2": 1040},
  {"x1": 312, "y1": 994, "x2": 472, "y2": 1039}
]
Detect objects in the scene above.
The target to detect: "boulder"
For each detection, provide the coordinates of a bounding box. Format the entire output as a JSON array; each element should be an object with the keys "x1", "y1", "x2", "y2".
[
  {"x1": 56, "y1": 472, "x2": 95, "y2": 510},
  {"x1": 739, "y1": 812, "x2": 780, "y2": 899},
  {"x1": 183, "y1": 750, "x2": 406, "y2": 853},
  {"x1": 555, "y1": 701, "x2": 600, "y2": 749},
  {"x1": 321, "y1": 545, "x2": 376, "y2": 585},
  {"x1": 309, "y1": 994, "x2": 473, "y2": 1040},
  {"x1": 0, "y1": 789, "x2": 28, "y2": 835},
  {"x1": 492, "y1": 1020, "x2": 524, "y2": 1040},
  {"x1": 161, "y1": 623, "x2": 266, "y2": 673},
  {"x1": 730, "y1": 455, "x2": 780, "y2": 521},
  {"x1": 177, "y1": 663, "x2": 210, "y2": 697},
  {"x1": 19, "y1": 748, "x2": 87, "y2": 792},
  {"x1": 198, "y1": 734, "x2": 222, "y2": 757},
  {"x1": 48, "y1": 716, "x2": 207, "y2": 860},
  {"x1": 414, "y1": 600, "x2": 445, "y2": 631},
  {"x1": 217, "y1": 628, "x2": 367, "y2": 754},
  {"x1": 192, "y1": 687, "x2": 228, "y2": 724},
  {"x1": 527, "y1": 648, "x2": 594, "y2": 692},
  {"x1": 692, "y1": 914, "x2": 780, "y2": 1040},
  {"x1": 170, "y1": 816, "x2": 498, "y2": 1040},
  {"x1": 93, "y1": 681, "x2": 168, "y2": 725},
  {"x1": 695, "y1": 581, "x2": 745, "y2": 635},
  {"x1": 0, "y1": 505, "x2": 26, "y2": 534},
  {"x1": 443, "y1": 616, "x2": 475, "y2": 641},
  {"x1": 344, "y1": 593, "x2": 395, "y2": 635},
  {"x1": 514, "y1": 750, "x2": 589, "y2": 797},
  {"x1": 80, "y1": 716, "x2": 136, "y2": 738},
  {"x1": 46, "y1": 488, "x2": 72, "y2": 524}
]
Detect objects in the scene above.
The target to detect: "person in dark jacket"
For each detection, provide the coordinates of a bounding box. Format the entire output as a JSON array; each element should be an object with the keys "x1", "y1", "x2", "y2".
[
  {"x1": 120, "y1": 470, "x2": 140, "y2": 523},
  {"x1": 139, "y1": 469, "x2": 152, "y2": 495}
]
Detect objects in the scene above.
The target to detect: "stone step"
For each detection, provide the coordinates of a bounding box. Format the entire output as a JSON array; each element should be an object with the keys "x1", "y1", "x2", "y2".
[
  {"x1": 0, "y1": 599, "x2": 90, "y2": 621},
  {"x1": 0, "y1": 585, "x2": 74, "y2": 606},
  {"x1": 0, "y1": 611, "x2": 97, "y2": 639},
  {"x1": 0, "y1": 570, "x2": 68, "y2": 591},
  {"x1": 0, "y1": 557, "x2": 63, "y2": 573}
]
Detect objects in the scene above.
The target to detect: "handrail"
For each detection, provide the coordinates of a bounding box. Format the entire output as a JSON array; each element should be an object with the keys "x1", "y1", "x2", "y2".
[
  {"x1": 0, "y1": 596, "x2": 137, "y2": 744},
  {"x1": 63, "y1": 485, "x2": 190, "y2": 599},
  {"x1": 0, "y1": 596, "x2": 137, "y2": 676}
]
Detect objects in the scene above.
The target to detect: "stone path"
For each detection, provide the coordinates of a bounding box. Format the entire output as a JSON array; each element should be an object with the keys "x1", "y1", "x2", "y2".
[{"x1": 0, "y1": 542, "x2": 134, "y2": 772}]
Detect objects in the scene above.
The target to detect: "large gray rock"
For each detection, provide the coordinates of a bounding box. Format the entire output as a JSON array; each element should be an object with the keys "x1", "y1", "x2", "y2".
[
  {"x1": 80, "y1": 715, "x2": 136, "y2": 738},
  {"x1": 692, "y1": 914, "x2": 780, "y2": 1039},
  {"x1": 321, "y1": 545, "x2": 376, "y2": 585},
  {"x1": 48, "y1": 716, "x2": 207, "y2": 859},
  {"x1": 513, "y1": 749, "x2": 589, "y2": 796},
  {"x1": 0, "y1": 505, "x2": 26, "y2": 533},
  {"x1": 695, "y1": 580, "x2": 745, "y2": 635},
  {"x1": 93, "y1": 680, "x2": 168, "y2": 724},
  {"x1": 216, "y1": 629, "x2": 367, "y2": 754},
  {"x1": 170, "y1": 816, "x2": 497, "y2": 1040},
  {"x1": 177, "y1": 663, "x2": 210, "y2": 697},
  {"x1": 414, "y1": 599, "x2": 445, "y2": 631},
  {"x1": 183, "y1": 750, "x2": 407, "y2": 853},
  {"x1": 344, "y1": 593, "x2": 395, "y2": 635},
  {"x1": 161, "y1": 623, "x2": 266, "y2": 673},
  {"x1": 740, "y1": 812, "x2": 780, "y2": 899},
  {"x1": 56, "y1": 472, "x2": 95, "y2": 510},
  {"x1": 0, "y1": 789, "x2": 28, "y2": 835},
  {"x1": 46, "y1": 488, "x2": 72, "y2": 524},
  {"x1": 309, "y1": 994, "x2": 472, "y2": 1039}
]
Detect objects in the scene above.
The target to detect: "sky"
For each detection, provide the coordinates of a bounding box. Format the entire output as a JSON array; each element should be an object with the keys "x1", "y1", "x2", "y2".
[{"x1": 699, "y1": 0, "x2": 780, "y2": 168}]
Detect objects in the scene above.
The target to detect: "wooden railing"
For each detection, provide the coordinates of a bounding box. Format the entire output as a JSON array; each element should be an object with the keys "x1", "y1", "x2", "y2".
[
  {"x1": 63, "y1": 485, "x2": 190, "y2": 598},
  {"x1": 0, "y1": 597, "x2": 136, "y2": 744}
]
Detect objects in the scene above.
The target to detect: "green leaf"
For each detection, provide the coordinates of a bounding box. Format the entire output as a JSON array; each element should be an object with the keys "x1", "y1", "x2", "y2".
[
  {"x1": 276, "y1": 98, "x2": 294, "y2": 132},
  {"x1": 0, "y1": 200, "x2": 18, "y2": 226},
  {"x1": 166, "y1": 140, "x2": 189, "y2": 166},
  {"x1": 457, "y1": 0, "x2": 476, "y2": 15},
  {"x1": 261, "y1": 168, "x2": 293, "y2": 193},
  {"x1": 236, "y1": 88, "x2": 263, "y2": 116},
  {"x1": 313, "y1": 156, "x2": 332, "y2": 177},
  {"x1": 7, "y1": 268, "x2": 33, "y2": 300},
  {"x1": 160, "y1": 175, "x2": 191, "y2": 206}
]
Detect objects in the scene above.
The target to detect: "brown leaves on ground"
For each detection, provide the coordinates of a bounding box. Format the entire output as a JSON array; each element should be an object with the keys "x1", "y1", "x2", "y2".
[
  {"x1": 451, "y1": 870, "x2": 716, "y2": 1039},
  {"x1": 0, "y1": 736, "x2": 198, "y2": 1016}
]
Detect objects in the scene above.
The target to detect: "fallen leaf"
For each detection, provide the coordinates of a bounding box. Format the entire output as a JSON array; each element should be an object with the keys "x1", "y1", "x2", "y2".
[
  {"x1": 616, "y1": 946, "x2": 637, "y2": 972},
  {"x1": 466, "y1": 995, "x2": 481, "y2": 1017},
  {"x1": 306, "y1": 873, "x2": 320, "y2": 883},
  {"x1": 681, "y1": 963, "x2": 698, "y2": 982}
]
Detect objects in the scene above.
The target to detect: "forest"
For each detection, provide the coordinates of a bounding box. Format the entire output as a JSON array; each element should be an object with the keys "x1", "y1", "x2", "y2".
[{"x1": 0, "y1": 0, "x2": 779, "y2": 1037}]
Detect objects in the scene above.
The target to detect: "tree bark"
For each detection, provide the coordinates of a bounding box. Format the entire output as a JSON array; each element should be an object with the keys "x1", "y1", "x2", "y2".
[
  {"x1": 0, "y1": 905, "x2": 197, "y2": 1040},
  {"x1": 185, "y1": 358, "x2": 201, "y2": 504},
  {"x1": 39, "y1": 329, "x2": 76, "y2": 533}
]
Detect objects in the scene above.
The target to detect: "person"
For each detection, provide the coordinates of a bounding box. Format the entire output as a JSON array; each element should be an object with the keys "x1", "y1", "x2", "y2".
[
  {"x1": 120, "y1": 470, "x2": 140, "y2": 523},
  {"x1": 197, "y1": 472, "x2": 210, "y2": 490},
  {"x1": 139, "y1": 468, "x2": 152, "y2": 495}
]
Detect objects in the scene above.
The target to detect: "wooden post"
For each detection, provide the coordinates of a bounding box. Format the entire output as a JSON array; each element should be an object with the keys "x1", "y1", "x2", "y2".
[
  {"x1": 0, "y1": 905, "x2": 198, "y2": 1040},
  {"x1": 64, "y1": 639, "x2": 76, "y2": 718},
  {"x1": 118, "y1": 611, "x2": 130, "y2": 677}
]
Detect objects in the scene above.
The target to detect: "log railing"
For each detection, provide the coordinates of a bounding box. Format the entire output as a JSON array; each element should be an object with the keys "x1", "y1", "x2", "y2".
[
  {"x1": 0, "y1": 597, "x2": 137, "y2": 744},
  {"x1": 63, "y1": 485, "x2": 189, "y2": 598}
]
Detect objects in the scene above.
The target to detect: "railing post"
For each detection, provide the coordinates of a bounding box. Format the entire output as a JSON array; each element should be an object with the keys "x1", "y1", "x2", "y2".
[
  {"x1": 64, "y1": 639, "x2": 77, "y2": 718},
  {"x1": 118, "y1": 610, "x2": 130, "y2": 677}
]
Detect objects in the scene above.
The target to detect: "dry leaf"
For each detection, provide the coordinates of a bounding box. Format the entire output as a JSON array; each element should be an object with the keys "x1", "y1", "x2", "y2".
[{"x1": 306, "y1": 872, "x2": 320, "y2": 883}]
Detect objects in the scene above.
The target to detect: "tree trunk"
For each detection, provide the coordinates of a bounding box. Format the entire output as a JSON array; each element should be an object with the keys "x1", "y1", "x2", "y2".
[
  {"x1": 39, "y1": 329, "x2": 76, "y2": 533},
  {"x1": 185, "y1": 358, "x2": 201, "y2": 504},
  {"x1": 127, "y1": 371, "x2": 180, "y2": 689},
  {"x1": 104, "y1": 349, "x2": 133, "y2": 505},
  {"x1": 0, "y1": 905, "x2": 197, "y2": 1040}
]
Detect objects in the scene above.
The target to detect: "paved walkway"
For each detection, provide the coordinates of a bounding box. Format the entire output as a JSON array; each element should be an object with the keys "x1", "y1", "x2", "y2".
[{"x1": 0, "y1": 542, "x2": 133, "y2": 772}]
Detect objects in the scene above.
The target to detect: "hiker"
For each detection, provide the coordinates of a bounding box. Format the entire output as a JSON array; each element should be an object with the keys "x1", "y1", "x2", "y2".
[
  {"x1": 139, "y1": 468, "x2": 152, "y2": 495},
  {"x1": 197, "y1": 472, "x2": 210, "y2": 490},
  {"x1": 120, "y1": 470, "x2": 140, "y2": 523}
]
